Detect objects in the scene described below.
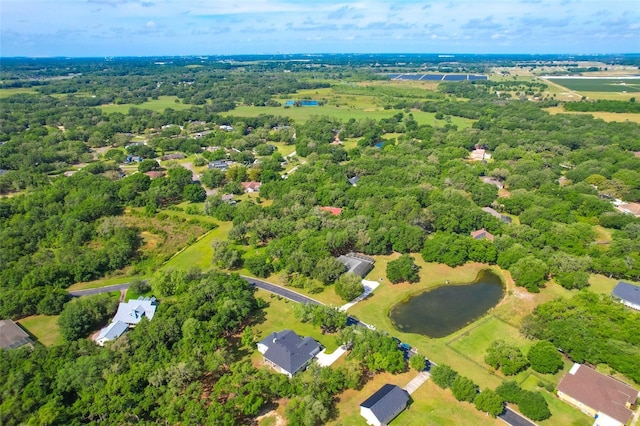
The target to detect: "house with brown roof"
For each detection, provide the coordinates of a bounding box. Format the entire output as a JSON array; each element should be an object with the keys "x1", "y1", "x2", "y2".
[
  {"x1": 616, "y1": 202, "x2": 640, "y2": 217},
  {"x1": 557, "y1": 363, "x2": 638, "y2": 426},
  {"x1": 241, "y1": 181, "x2": 262, "y2": 193},
  {"x1": 470, "y1": 228, "x2": 494, "y2": 241}
]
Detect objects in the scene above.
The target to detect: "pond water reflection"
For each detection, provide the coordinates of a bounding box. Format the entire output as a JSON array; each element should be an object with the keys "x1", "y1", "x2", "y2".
[{"x1": 389, "y1": 270, "x2": 504, "y2": 338}]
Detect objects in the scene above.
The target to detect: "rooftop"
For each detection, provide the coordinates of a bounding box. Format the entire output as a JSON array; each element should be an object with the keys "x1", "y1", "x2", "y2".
[
  {"x1": 613, "y1": 281, "x2": 640, "y2": 307},
  {"x1": 113, "y1": 297, "x2": 158, "y2": 326},
  {"x1": 96, "y1": 320, "x2": 129, "y2": 344},
  {"x1": 470, "y1": 228, "x2": 494, "y2": 241},
  {"x1": 337, "y1": 253, "x2": 375, "y2": 278},
  {"x1": 0, "y1": 320, "x2": 33, "y2": 350},
  {"x1": 557, "y1": 363, "x2": 638, "y2": 425},
  {"x1": 360, "y1": 384, "x2": 409, "y2": 424},
  {"x1": 319, "y1": 206, "x2": 343, "y2": 216},
  {"x1": 258, "y1": 330, "x2": 320, "y2": 375}
]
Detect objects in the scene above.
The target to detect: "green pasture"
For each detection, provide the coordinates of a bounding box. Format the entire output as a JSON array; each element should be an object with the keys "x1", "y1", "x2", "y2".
[
  {"x1": 546, "y1": 78, "x2": 640, "y2": 93},
  {"x1": 228, "y1": 105, "x2": 473, "y2": 128},
  {"x1": 0, "y1": 87, "x2": 37, "y2": 98},
  {"x1": 447, "y1": 316, "x2": 533, "y2": 368},
  {"x1": 18, "y1": 315, "x2": 63, "y2": 346},
  {"x1": 99, "y1": 96, "x2": 194, "y2": 114}
]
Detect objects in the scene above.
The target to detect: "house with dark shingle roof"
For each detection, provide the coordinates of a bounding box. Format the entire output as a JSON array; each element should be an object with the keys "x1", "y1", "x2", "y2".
[
  {"x1": 337, "y1": 253, "x2": 375, "y2": 278},
  {"x1": 557, "y1": 363, "x2": 638, "y2": 426},
  {"x1": 257, "y1": 330, "x2": 321, "y2": 377},
  {"x1": 360, "y1": 384, "x2": 410, "y2": 426},
  {"x1": 612, "y1": 281, "x2": 640, "y2": 311},
  {"x1": 0, "y1": 320, "x2": 33, "y2": 350}
]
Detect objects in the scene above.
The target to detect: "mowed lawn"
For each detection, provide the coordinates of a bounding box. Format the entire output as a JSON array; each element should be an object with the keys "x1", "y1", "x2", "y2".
[
  {"x1": 447, "y1": 316, "x2": 533, "y2": 367},
  {"x1": 99, "y1": 96, "x2": 194, "y2": 113},
  {"x1": 18, "y1": 315, "x2": 63, "y2": 346},
  {"x1": 252, "y1": 288, "x2": 340, "y2": 353},
  {"x1": 329, "y1": 374, "x2": 501, "y2": 426}
]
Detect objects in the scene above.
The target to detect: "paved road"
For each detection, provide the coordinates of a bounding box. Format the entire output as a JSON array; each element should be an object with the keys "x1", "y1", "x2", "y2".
[
  {"x1": 499, "y1": 408, "x2": 537, "y2": 426},
  {"x1": 68, "y1": 283, "x2": 131, "y2": 297},
  {"x1": 241, "y1": 276, "x2": 322, "y2": 305}
]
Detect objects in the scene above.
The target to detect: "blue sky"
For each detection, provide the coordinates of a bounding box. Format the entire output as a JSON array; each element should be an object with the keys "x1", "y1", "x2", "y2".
[{"x1": 1, "y1": 0, "x2": 639, "y2": 57}]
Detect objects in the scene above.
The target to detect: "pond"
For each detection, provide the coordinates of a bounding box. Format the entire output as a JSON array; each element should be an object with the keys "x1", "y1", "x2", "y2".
[{"x1": 389, "y1": 270, "x2": 504, "y2": 338}]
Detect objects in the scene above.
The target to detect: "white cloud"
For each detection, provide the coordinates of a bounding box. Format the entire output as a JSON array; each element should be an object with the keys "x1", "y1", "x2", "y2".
[{"x1": 1, "y1": 0, "x2": 638, "y2": 55}]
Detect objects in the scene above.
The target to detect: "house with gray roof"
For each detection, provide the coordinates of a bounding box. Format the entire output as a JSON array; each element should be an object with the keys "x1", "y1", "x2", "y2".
[
  {"x1": 612, "y1": 281, "x2": 640, "y2": 311},
  {"x1": 96, "y1": 320, "x2": 129, "y2": 346},
  {"x1": 337, "y1": 253, "x2": 375, "y2": 278},
  {"x1": 360, "y1": 384, "x2": 410, "y2": 426},
  {"x1": 0, "y1": 320, "x2": 33, "y2": 350},
  {"x1": 257, "y1": 330, "x2": 321, "y2": 377}
]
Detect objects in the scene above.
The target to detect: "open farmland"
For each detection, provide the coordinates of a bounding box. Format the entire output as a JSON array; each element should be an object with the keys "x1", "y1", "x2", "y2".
[{"x1": 545, "y1": 77, "x2": 640, "y2": 100}]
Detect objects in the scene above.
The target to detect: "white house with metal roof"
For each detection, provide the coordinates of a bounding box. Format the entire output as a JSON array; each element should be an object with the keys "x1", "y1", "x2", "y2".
[
  {"x1": 95, "y1": 297, "x2": 158, "y2": 346},
  {"x1": 95, "y1": 320, "x2": 129, "y2": 346}
]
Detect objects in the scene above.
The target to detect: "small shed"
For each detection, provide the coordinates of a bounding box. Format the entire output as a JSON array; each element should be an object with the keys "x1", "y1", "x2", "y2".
[{"x1": 360, "y1": 384, "x2": 409, "y2": 426}]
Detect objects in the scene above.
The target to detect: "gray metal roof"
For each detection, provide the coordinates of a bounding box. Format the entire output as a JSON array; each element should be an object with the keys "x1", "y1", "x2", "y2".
[
  {"x1": 97, "y1": 320, "x2": 129, "y2": 342},
  {"x1": 0, "y1": 320, "x2": 33, "y2": 349},
  {"x1": 360, "y1": 384, "x2": 409, "y2": 424},
  {"x1": 112, "y1": 298, "x2": 157, "y2": 325},
  {"x1": 259, "y1": 330, "x2": 320, "y2": 375},
  {"x1": 613, "y1": 281, "x2": 640, "y2": 306}
]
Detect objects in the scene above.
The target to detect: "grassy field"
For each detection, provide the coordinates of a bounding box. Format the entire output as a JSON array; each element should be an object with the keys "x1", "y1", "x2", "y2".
[
  {"x1": 18, "y1": 315, "x2": 63, "y2": 346},
  {"x1": 544, "y1": 106, "x2": 640, "y2": 123},
  {"x1": 544, "y1": 78, "x2": 640, "y2": 101},
  {"x1": 330, "y1": 374, "x2": 501, "y2": 426},
  {"x1": 447, "y1": 316, "x2": 533, "y2": 367},
  {"x1": 228, "y1": 105, "x2": 474, "y2": 128},
  {"x1": 0, "y1": 87, "x2": 38, "y2": 98},
  {"x1": 162, "y1": 221, "x2": 233, "y2": 271},
  {"x1": 99, "y1": 96, "x2": 194, "y2": 113},
  {"x1": 546, "y1": 78, "x2": 640, "y2": 93},
  {"x1": 252, "y1": 288, "x2": 340, "y2": 353}
]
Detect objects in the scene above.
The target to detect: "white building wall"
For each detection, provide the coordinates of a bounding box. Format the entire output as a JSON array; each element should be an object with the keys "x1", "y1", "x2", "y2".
[{"x1": 360, "y1": 407, "x2": 382, "y2": 426}]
